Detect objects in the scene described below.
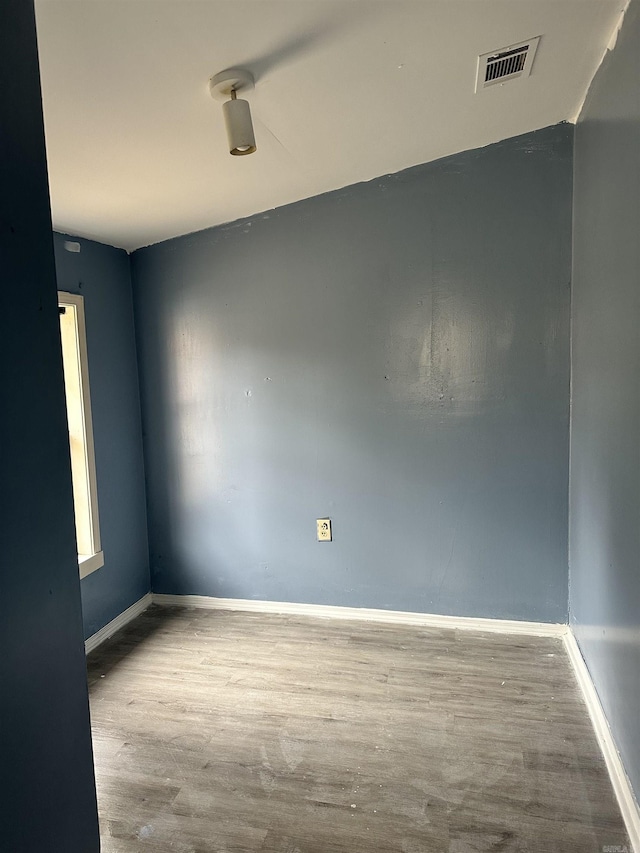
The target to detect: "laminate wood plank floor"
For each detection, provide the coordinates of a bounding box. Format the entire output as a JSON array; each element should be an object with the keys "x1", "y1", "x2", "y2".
[{"x1": 87, "y1": 605, "x2": 630, "y2": 853}]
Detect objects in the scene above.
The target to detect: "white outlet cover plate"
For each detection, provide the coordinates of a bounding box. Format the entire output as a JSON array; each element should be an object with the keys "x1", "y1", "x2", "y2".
[{"x1": 317, "y1": 519, "x2": 332, "y2": 542}]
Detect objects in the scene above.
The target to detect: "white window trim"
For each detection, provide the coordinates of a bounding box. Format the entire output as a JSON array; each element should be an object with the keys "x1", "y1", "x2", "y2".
[
  {"x1": 58, "y1": 291, "x2": 103, "y2": 578},
  {"x1": 79, "y1": 551, "x2": 105, "y2": 579}
]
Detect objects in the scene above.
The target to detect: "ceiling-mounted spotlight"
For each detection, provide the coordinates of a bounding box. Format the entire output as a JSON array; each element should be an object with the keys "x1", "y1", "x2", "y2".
[{"x1": 209, "y1": 68, "x2": 256, "y2": 156}]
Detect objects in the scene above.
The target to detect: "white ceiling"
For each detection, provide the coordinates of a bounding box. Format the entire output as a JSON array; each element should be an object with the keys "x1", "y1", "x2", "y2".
[{"x1": 35, "y1": 0, "x2": 623, "y2": 252}]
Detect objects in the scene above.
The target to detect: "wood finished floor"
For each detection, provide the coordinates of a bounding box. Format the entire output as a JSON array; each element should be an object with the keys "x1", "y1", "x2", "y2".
[{"x1": 87, "y1": 605, "x2": 630, "y2": 852}]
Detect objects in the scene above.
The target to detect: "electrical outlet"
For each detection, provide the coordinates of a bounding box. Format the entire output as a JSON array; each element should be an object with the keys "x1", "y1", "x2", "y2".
[{"x1": 317, "y1": 518, "x2": 332, "y2": 542}]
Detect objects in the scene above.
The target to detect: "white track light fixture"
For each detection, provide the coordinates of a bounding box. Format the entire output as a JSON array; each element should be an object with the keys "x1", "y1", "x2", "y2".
[{"x1": 209, "y1": 69, "x2": 256, "y2": 156}]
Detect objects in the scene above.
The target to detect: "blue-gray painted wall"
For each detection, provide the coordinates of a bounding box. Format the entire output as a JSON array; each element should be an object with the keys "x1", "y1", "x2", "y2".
[
  {"x1": 53, "y1": 233, "x2": 150, "y2": 639},
  {"x1": 131, "y1": 123, "x2": 572, "y2": 623},
  {"x1": 0, "y1": 2, "x2": 99, "y2": 849},
  {"x1": 570, "y1": 0, "x2": 640, "y2": 801}
]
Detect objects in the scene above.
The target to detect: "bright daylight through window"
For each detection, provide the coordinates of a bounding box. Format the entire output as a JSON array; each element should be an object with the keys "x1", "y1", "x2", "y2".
[{"x1": 58, "y1": 292, "x2": 103, "y2": 578}]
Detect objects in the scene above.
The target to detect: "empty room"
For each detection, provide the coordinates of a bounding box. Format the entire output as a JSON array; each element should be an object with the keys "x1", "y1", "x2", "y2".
[{"x1": 2, "y1": 0, "x2": 639, "y2": 851}]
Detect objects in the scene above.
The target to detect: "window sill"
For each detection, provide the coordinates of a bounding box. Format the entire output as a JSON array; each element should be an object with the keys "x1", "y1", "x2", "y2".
[{"x1": 79, "y1": 551, "x2": 104, "y2": 579}]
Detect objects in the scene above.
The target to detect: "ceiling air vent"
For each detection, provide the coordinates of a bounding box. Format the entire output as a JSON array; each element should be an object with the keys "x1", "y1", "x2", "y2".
[{"x1": 475, "y1": 36, "x2": 540, "y2": 92}]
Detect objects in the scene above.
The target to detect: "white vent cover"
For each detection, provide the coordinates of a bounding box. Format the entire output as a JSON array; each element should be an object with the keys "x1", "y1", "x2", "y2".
[{"x1": 475, "y1": 37, "x2": 540, "y2": 92}]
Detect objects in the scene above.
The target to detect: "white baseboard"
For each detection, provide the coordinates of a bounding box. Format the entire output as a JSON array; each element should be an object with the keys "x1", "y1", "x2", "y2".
[
  {"x1": 564, "y1": 629, "x2": 640, "y2": 852},
  {"x1": 151, "y1": 593, "x2": 566, "y2": 637},
  {"x1": 84, "y1": 592, "x2": 153, "y2": 654}
]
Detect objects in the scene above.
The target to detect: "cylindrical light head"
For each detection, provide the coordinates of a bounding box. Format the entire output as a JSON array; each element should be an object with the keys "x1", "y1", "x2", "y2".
[{"x1": 222, "y1": 96, "x2": 256, "y2": 156}]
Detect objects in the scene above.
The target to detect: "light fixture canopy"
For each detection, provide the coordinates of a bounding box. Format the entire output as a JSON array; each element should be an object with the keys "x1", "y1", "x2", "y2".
[{"x1": 209, "y1": 68, "x2": 256, "y2": 156}]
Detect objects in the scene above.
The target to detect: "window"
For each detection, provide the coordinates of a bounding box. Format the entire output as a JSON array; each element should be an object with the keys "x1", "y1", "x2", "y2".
[{"x1": 58, "y1": 292, "x2": 104, "y2": 578}]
